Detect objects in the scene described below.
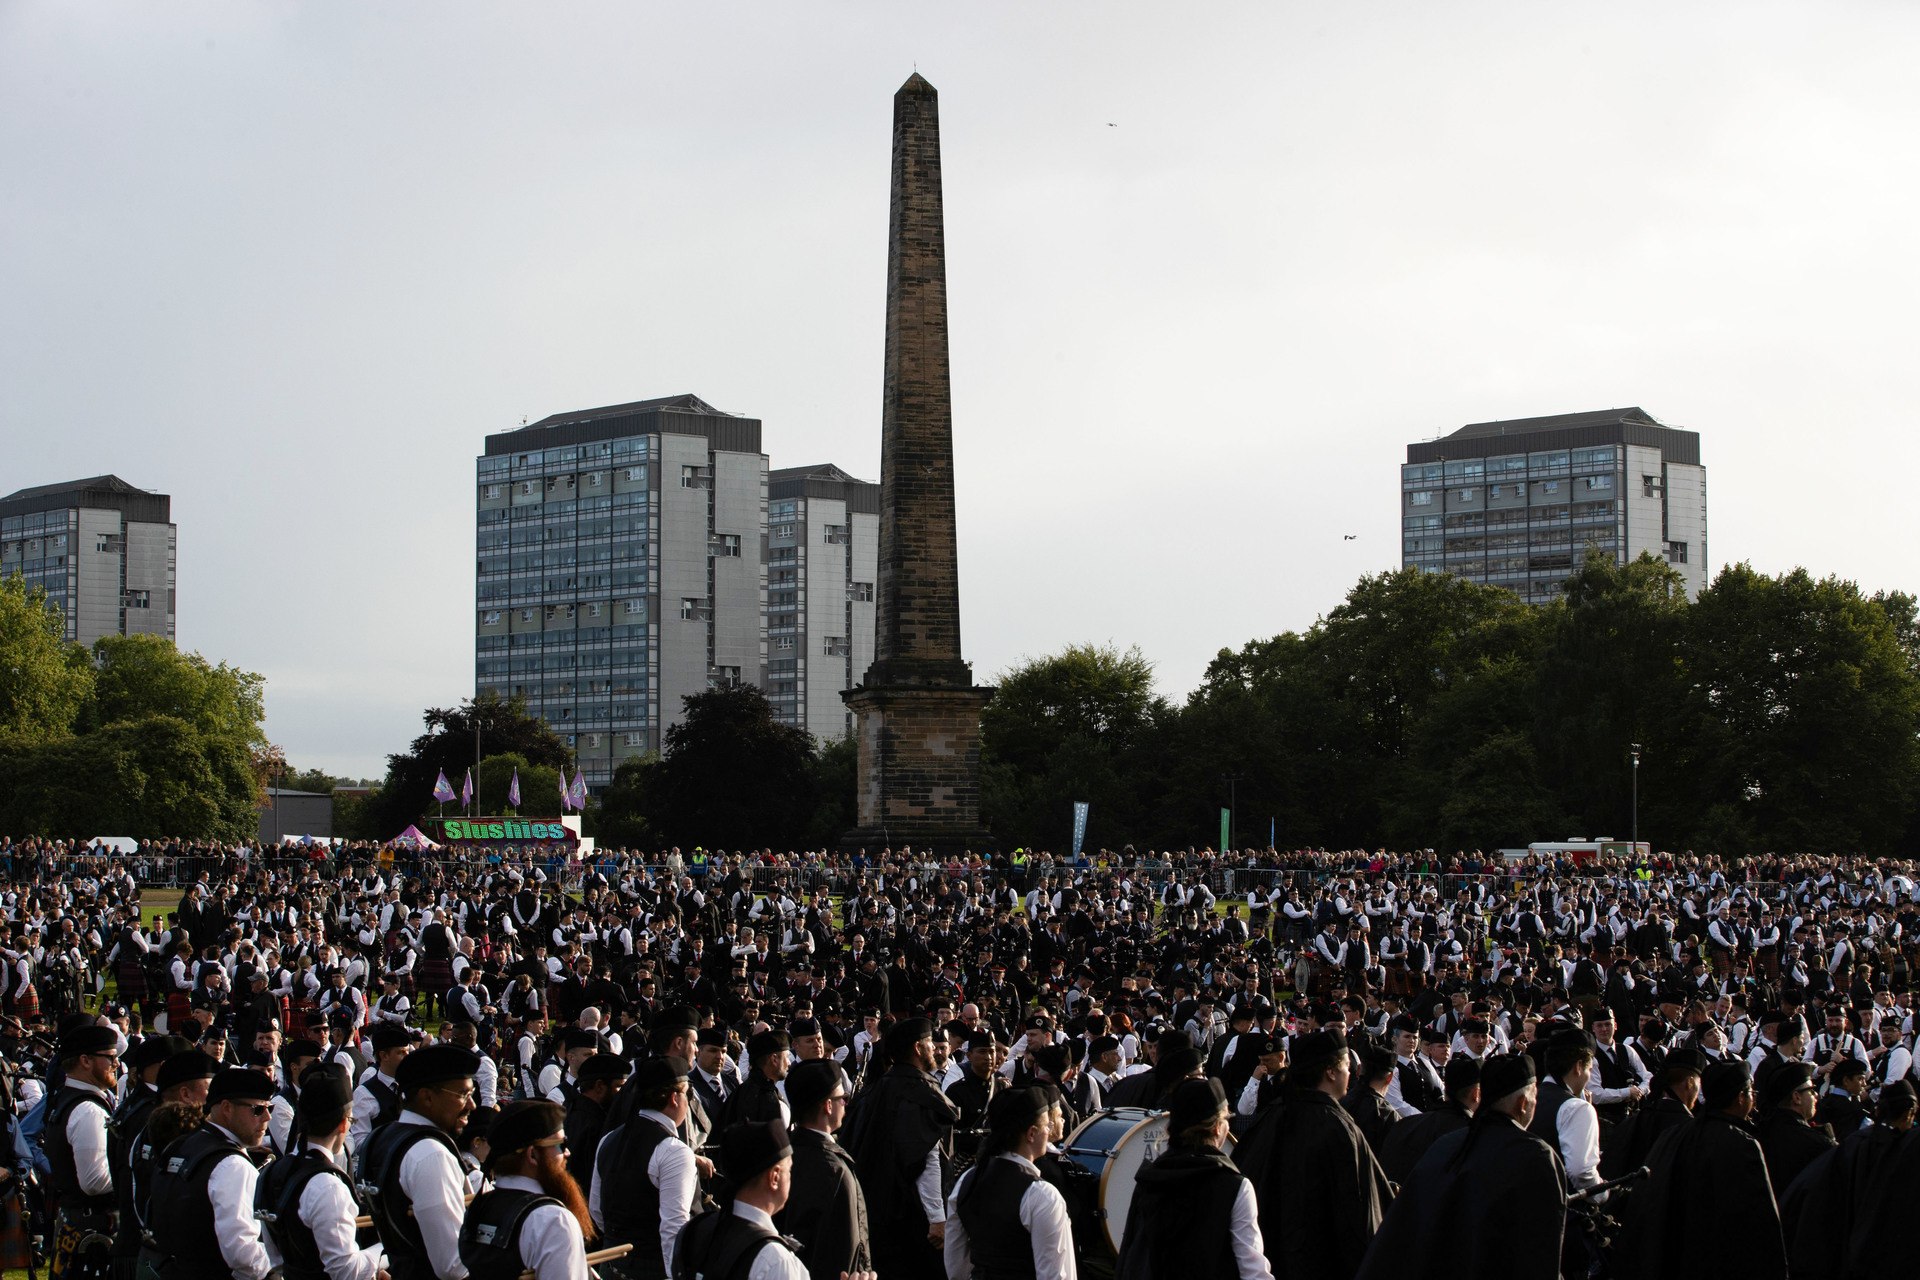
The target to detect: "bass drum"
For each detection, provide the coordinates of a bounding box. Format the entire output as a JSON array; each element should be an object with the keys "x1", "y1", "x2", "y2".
[{"x1": 1061, "y1": 1106, "x2": 1235, "y2": 1257}]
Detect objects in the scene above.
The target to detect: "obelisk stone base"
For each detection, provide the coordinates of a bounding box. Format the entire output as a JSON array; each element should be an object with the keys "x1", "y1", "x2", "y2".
[{"x1": 840, "y1": 684, "x2": 996, "y2": 855}]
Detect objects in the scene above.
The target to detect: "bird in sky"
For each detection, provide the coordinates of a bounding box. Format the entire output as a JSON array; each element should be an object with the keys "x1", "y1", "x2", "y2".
[{"x1": 1343, "y1": 535, "x2": 1357, "y2": 541}]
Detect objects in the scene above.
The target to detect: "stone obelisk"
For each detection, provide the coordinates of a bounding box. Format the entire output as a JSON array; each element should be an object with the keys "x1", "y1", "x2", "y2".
[{"x1": 841, "y1": 73, "x2": 995, "y2": 853}]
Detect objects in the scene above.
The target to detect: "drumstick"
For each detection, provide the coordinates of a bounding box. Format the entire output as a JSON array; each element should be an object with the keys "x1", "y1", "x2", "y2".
[
  {"x1": 355, "y1": 1192, "x2": 477, "y2": 1228},
  {"x1": 526, "y1": 1242, "x2": 630, "y2": 1280}
]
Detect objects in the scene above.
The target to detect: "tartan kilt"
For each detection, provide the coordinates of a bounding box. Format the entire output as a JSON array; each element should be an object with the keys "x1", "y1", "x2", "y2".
[
  {"x1": 418, "y1": 958, "x2": 454, "y2": 999},
  {"x1": 165, "y1": 991, "x2": 191, "y2": 1027},
  {"x1": 8, "y1": 983, "x2": 39, "y2": 1022},
  {"x1": 116, "y1": 961, "x2": 148, "y2": 1001}
]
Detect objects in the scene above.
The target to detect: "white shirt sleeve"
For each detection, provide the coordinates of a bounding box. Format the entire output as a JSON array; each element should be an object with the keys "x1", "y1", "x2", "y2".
[
  {"x1": 399, "y1": 1133, "x2": 472, "y2": 1280},
  {"x1": 1236, "y1": 1077, "x2": 1263, "y2": 1117},
  {"x1": 1018, "y1": 1178, "x2": 1078, "y2": 1280},
  {"x1": 1382, "y1": 1070, "x2": 1421, "y2": 1119},
  {"x1": 68, "y1": 1101, "x2": 113, "y2": 1196},
  {"x1": 651, "y1": 1134, "x2": 700, "y2": 1277},
  {"x1": 270, "y1": 1096, "x2": 295, "y2": 1155},
  {"x1": 944, "y1": 1169, "x2": 976, "y2": 1280},
  {"x1": 207, "y1": 1153, "x2": 274, "y2": 1279},
  {"x1": 517, "y1": 1202, "x2": 587, "y2": 1280},
  {"x1": 348, "y1": 1086, "x2": 378, "y2": 1154},
  {"x1": 1229, "y1": 1179, "x2": 1275, "y2": 1280},
  {"x1": 1558, "y1": 1097, "x2": 1603, "y2": 1191},
  {"x1": 917, "y1": 1147, "x2": 944, "y2": 1222},
  {"x1": 299, "y1": 1161, "x2": 383, "y2": 1280}
]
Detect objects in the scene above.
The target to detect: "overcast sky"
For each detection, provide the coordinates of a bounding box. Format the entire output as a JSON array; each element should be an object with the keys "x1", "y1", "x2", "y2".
[{"x1": 5, "y1": 2, "x2": 1917, "y2": 779}]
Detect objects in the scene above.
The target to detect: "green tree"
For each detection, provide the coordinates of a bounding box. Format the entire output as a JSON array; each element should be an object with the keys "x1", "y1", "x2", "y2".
[
  {"x1": 1679, "y1": 565, "x2": 1920, "y2": 854},
  {"x1": 476, "y1": 752, "x2": 563, "y2": 817},
  {"x1": 85, "y1": 634, "x2": 267, "y2": 749},
  {"x1": 596, "y1": 756, "x2": 656, "y2": 851},
  {"x1": 0, "y1": 575, "x2": 93, "y2": 739},
  {"x1": 1531, "y1": 554, "x2": 1692, "y2": 842},
  {"x1": 623, "y1": 684, "x2": 816, "y2": 850},
  {"x1": 979, "y1": 644, "x2": 1176, "y2": 851},
  {"x1": 806, "y1": 733, "x2": 859, "y2": 850},
  {"x1": 0, "y1": 715, "x2": 256, "y2": 840},
  {"x1": 372, "y1": 692, "x2": 572, "y2": 835}
]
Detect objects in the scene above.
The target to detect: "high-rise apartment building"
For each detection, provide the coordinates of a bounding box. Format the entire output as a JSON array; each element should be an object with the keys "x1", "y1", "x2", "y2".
[
  {"x1": 1402, "y1": 407, "x2": 1707, "y2": 601},
  {"x1": 0, "y1": 475, "x2": 176, "y2": 647},
  {"x1": 476, "y1": 395, "x2": 766, "y2": 787},
  {"x1": 768, "y1": 464, "x2": 879, "y2": 741}
]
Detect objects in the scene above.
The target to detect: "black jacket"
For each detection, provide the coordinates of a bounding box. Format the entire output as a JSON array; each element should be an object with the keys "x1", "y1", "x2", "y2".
[{"x1": 1356, "y1": 1113, "x2": 1565, "y2": 1280}]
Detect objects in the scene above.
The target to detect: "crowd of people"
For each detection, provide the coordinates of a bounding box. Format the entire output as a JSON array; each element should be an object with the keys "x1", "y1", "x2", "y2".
[{"x1": 4, "y1": 836, "x2": 1920, "y2": 1280}]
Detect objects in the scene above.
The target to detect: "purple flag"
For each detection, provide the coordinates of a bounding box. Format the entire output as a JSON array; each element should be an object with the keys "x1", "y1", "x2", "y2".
[
  {"x1": 569, "y1": 769, "x2": 587, "y2": 810},
  {"x1": 508, "y1": 768, "x2": 521, "y2": 808},
  {"x1": 558, "y1": 769, "x2": 572, "y2": 811},
  {"x1": 461, "y1": 768, "x2": 474, "y2": 809},
  {"x1": 432, "y1": 769, "x2": 456, "y2": 804}
]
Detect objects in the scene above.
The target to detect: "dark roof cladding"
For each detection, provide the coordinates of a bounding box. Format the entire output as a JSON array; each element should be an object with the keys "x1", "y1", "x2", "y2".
[
  {"x1": 0, "y1": 475, "x2": 172, "y2": 524},
  {"x1": 1408, "y1": 407, "x2": 1700, "y2": 466},
  {"x1": 484, "y1": 394, "x2": 762, "y2": 457}
]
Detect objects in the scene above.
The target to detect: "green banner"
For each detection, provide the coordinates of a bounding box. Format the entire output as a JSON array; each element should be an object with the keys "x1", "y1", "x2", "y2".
[{"x1": 1220, "y1": 807, "x2": 1231, "y2": 853}]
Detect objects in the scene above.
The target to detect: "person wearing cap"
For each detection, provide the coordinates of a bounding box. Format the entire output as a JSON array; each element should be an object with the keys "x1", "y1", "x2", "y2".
[
  {"x1": 108, "y1": 1033, "x2": 187, "y2": 1273},
  {"x1": 272, "y1": 1039, "x2": 325, "y2": 1156},
  {"x1": 944, "y1": 1088, "x2": 1075, "y2": 1280},
  {"x1": 1754, "y1": 1061, "x2": 1835, "y2": 1194},
  {"x1": 540, "y1": 1028, "x2": 599, "y2": 1106},
  {"x1": 945, "y1": 1033, "x2": 1000, "y2": 1134},
  {"x1": 674, "y1": 1121, "x2": 820, "y2": 1280},
  {"x1": 359, "y1": 1043, "x2": 481, "y2": 1280},
  {"x1": 591, "y1": 1055, "x2": 700, "y2": 1280},
  {"x1": 145, "y1": 1067, "x2": 278, "y2": 1280},
  {"x1": 1236, "y1": 1028, "x2": 1388, "y2": 1280},
  {"x1": 724, "y1": 1031, "x2": 792, "y2": 1130},
  {"x1": 1615, "y1": 1059, "x2": 1786, "y2": 1280},
  {"x1": 1341, "y1": 1043, "x2": 1401, "y2": 1158},
  {"x1": 1117, "y1": 1077, "x2": 1271, "y2": 1280},
  {"x1": 1528, "y1": 1029, "x2": 1604, "y2": 1199},
  {"x1": 562, "y1": 1053, "x2": 627, "y2": 1196},
  {"x1": 350, "y1": 1022, "x2": 416, "y2": 1155},
  {"x1": 1601, "y1": 1046, "x2": 1704, "y2": 1179},
  {"x1": 1354, "y1": 1052, "x2": 1565, "y2": 1280},
  {"x1": 1815, "y1": 1056, "x2": 1872, "y2": 1136},
  {"x1": 44, "y1": 1023, "x2": 121, "y2": 1280},
  {"x1": 844, "y1": 1017, "x2": 960, "y2": 1280},
  {"x1": 1378, "y1": 1054, "x2": 1479, "y2": 1187},
  {"x1": 1803, "y1": 1080, "x2": 1918, "y2": 1267},
  {"x1": 1234, "y1": 1032, "x2": 1289, "y2": 1121},
  {"x1": 255, "y1": 1066, "x2": 386, "y2": 1280},
  {"x1": 456, "y1": 1100, "x2": 588, "y2": 1280},
  {"x1": 123, "y1": 1049, "x2": 222, "y2": 1262},
  {"x1": 778, "y1": 1059, "x2": 872, "y2": 1280},
  {"x1": 1585, "y1": 1009, "x2": 1649, "y2": 1128}
]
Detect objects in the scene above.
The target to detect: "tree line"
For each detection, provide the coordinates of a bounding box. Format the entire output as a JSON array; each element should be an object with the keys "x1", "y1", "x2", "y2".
[
  {"x1": 0, "y1": 576, "x2": 268, "y2": 841},
  {"x1": 981, "y1": 559, "x2": 1920, "y2": 858}
]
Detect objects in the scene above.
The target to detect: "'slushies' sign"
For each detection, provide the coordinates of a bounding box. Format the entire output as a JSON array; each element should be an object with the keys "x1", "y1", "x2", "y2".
[{"x1": 441, "y1": 817, "x2": 577, "y2": 845}]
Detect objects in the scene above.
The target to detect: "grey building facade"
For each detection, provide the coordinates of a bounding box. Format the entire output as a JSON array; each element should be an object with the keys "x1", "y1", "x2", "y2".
[
  {"x1": 768, "y1": 464, "x2": 879, "y2": 741},
  {"x1": 1403, "y1": 407, "x2": 1708, "y2": 601},
  {"x1": 477, "y1": 395, "x2": 767, "y2": 788},
  {"x1": 0, "y1": 475, "x2": 176, "y2": 648}
]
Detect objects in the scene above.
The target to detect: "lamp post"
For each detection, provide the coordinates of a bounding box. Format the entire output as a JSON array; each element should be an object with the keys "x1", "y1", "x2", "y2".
[{"x1": 1630, "y1": 742, "x2": 1642, "y2": 850}]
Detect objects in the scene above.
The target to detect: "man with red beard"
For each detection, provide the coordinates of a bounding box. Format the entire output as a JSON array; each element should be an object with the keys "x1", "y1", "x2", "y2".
[{"x1": 457, "y1": 1100, "x2": 590, "y2": 1280}]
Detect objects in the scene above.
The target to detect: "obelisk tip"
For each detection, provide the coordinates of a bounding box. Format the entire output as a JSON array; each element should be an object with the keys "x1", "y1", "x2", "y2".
[{"x1": 897, "y1": 71, "x2": 936, "y2": 98}]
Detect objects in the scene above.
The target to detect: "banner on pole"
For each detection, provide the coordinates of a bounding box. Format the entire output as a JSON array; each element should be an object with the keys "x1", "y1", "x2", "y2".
[
  {"x1": 1071, "y1": 801, "x2": 1089, "y2": 859},
  {"x1": 1220, "y1": 807, "x2": 1231, "y2": 854}
]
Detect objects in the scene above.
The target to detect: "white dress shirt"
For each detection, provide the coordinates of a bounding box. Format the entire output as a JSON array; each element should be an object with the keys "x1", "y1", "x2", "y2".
[
  {"x1": 586, "y1": 1109, "x2": 698, "y2": 1278},
  {"x1": 63, "y1": 1083, "x2": 114, "y2": 1196},
  {"x1": 395, "y1": 1112, "x2": 470, "y2": 1280},
  {"x1": 491, "y1": 1173, "x2": 585, "y2": 1280},
  {"x1": 943, "y1": 1153, "x2": 1077, "y2": 1280},
  {"x1": 204, "y1": 1122, "x2": 273, "y2": 1280},
  {"x1": 1228, "y1": 1179, "x2": 1275, "y2": 1280},
  {"x1": 728, "y1": 1202, "x2": 808, "y2": 1280},
  {"x1": 297, "y1": 1143, "x2": 383, "y2": 1280}
]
